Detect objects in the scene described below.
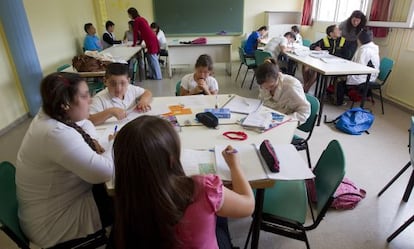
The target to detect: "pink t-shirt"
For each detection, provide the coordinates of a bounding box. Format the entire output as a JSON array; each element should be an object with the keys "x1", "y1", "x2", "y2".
[{"x1": 174, "y1": 174, "x2": 224, "y2": 249}]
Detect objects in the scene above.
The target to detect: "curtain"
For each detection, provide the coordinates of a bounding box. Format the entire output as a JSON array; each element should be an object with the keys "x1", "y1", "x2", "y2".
[
  {"x1": 369, "y1": 0, "x2": 391, "y2": 37},
  {"x1": 301, "y1": 0, "x2": 313, "y2": 26}
]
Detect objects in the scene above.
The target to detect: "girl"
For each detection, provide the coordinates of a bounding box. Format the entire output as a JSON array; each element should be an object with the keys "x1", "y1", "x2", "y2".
[
  {"x1": 16, "y1": 72, "x2": 114, "y2": 248},
  {"x1": 113, "y1": 115, "x2": 254, "y2": 249},
  {"x1": 256, "y1": 58, "x2": 310, "y2": 124},
  {"x1": 339, "y1": 10, "x2": 367, "y2": 58},
  {"x1": 150, "y1": 22, "x2": 167, "y2": 55},
  {"x1": 180, "y1": 54, "x2": 219, "y2": 96}
]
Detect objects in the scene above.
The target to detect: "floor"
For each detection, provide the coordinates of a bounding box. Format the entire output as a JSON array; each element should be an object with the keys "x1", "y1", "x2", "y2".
[{"x1": 1, "y1": 62, "x2": 414, "y2": 249}]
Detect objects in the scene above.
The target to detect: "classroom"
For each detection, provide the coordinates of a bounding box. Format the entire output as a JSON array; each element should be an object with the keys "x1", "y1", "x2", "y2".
[{"x1": 0, "y1": 0, "x2": 414, "y2": 248}]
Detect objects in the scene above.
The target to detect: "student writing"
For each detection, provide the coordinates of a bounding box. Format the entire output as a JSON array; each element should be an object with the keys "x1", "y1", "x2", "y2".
[{"x1": 102, "y1": 20, "x2": 122, "y2": 49}]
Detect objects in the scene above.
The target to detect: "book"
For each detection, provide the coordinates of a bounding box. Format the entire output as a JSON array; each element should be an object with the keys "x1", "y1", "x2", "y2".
[
  {"x1": 222, "y1": 95, "x2": 262, "y2": 114},
  {"x1": 180, "y1": 144, "x2": 314, "y2": 181},
  {"x1": 204, "y1": 108, "x2": 231, "y2": 118},
  {"x1": 241, "y1": 111, "x2": 291, "y2": 133}
]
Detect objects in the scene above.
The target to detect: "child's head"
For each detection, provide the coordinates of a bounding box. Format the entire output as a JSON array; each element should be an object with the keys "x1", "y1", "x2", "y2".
[
  {"x1": 105, "y1": 20, "x2": 115, "y2": 32},
  {"x1": 150, "y1": 22, "x2": 160, "y2": 35},
  {"x1": 291, "y1": 25, "x2": 300, "y2": 34},
  {"x1": 84, "y1": 23, "x2": 96, "y2": 35},
  {"x1": 255, "y1": 58, "x2": 280, "y2": 91},
  {"x1": 326, "y1": 24, "x2": 341, "y2": 39},
  {"x1": 41, "y1": 72, "x2": 90, "y2": 123},
  {"x1": 104, "y1": 63, "x2": 130, "y2": 99},
  {"x1": 357, "y1": 29, "x2": 373, "y2": 46},
  {"x1": 284, "y1": 31, "x2": 297, "y2": 43},
  {"x1": 257, "y1": 26, "x2": 268, "y2": 37},
  {"x1": 128, "y1": 20, "x2": 134, "y2": 31},
  {"x1": 194, "y1": 54, "x2": 213, "y2": 80}
]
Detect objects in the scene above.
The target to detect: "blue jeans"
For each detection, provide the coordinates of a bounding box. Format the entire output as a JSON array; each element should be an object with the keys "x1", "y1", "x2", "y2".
[{"x1": 146, "y1": 53, "x2": 162, "y2": 80}]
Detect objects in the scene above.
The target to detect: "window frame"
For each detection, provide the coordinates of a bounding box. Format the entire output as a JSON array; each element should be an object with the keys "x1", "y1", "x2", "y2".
[{"x1": 313, "y1": 0, "x2": 369, "y2": 22}]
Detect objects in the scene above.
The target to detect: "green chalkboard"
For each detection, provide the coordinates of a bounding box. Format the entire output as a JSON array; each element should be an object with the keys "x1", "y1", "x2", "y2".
[{"x1": 153, "y1": 0, "x2": 244, "y2": 36}]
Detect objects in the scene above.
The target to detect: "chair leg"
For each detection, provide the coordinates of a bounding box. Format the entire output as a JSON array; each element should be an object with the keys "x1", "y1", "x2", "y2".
[
  {"x1": 378, "y1": 162, "x2": 411, "y2": 197},
  {"x1": 249, "y1": 73, "x2": 256, "y2": 90},
  {"x1": 241, "y1": 69, "x2": 248, "y2": 88},
  {"x1": 402, "y1": 169, "x2": 414, "y2": 202},
  {"x1": 379, "y1": 88, "x2": 384, "y2": 114},
  {"x1": 243, "y1": 220, "x2": 254, "y2": 249},
  {"x1": 305, "y1": 144, "x2": 312, "y2": 169},
  {"x1": 387, "y1": 214, "x2": 414, "y2": 242},
  {"x1": 236, "y1": 63, "x2": 243, "y2": 82},
  {"x1": 304, "y1": 232, "x2": 311, "y2": 249}
]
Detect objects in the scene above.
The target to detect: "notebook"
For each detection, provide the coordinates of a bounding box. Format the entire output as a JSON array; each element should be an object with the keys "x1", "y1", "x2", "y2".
[
  {"x1": 222, "y1": 95, "x2": 262, "y2": 114},
  {"x1": 241, "y1": 111, "x2": 291, "y2": 133}
]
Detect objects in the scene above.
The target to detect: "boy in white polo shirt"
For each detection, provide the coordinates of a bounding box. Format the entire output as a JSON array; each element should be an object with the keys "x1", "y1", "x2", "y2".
[{"x1": 89, "y1": 63, "x2": 152, "y2": 125}]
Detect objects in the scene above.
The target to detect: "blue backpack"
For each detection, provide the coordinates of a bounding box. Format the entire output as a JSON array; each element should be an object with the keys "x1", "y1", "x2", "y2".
[{"x1": 327, "y1": 107, "x2": 375, "y2": 135}]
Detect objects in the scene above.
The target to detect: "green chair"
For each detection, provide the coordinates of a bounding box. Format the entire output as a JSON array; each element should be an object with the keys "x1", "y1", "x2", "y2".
[
  {"x1": 236, "y1": 47, "x2": 256, "y2": 88},
  {"x1": 250, "y1": 50, "x2": 273, "y2": 90},
  {"x1": 302, "y1": 39, "x2": 312, "y2": 47},
  {"x1": 244, "y1": 140, "x2": 345, "y2": 249},
  {"x1": 88, "y1": 79, "x2": 105, "y2": 96},
  {"x1": 175, "y1": 80, "x2": 181, "y2": 96},
  {"x1": 292, "y1": 94, "x2": 320, "y2": 168},
  {"x1": 56, "y1": 64, "x2": 70, "y2": 72}
]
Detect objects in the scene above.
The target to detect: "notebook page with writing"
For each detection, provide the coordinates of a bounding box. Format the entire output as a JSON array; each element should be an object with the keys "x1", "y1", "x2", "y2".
[
  {"x1": 180, "y1": 149, "x2": 216, "y2": 176},
  {"x1": 222, "y1": 95, "x2": 262, "y2": 114}
]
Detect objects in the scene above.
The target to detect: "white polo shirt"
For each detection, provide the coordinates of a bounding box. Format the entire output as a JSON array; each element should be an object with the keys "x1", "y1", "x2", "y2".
[
  {"x1": 89, "y1": 84, "x2": 145, "y2": 114},
  {"x1": 180, "y1": 73, "x2": 219, "y2": 94}
]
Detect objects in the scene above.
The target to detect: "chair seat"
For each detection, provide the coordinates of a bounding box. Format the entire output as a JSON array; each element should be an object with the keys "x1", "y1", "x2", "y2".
[
  {"x1": 368, "y1": 81, "x2": 381, "y2": 89},
  {"x1": 245, "y1": 58, "x2": 256, "y2": 67}
]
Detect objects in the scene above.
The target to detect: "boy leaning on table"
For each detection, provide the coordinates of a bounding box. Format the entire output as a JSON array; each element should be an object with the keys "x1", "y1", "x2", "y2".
[{"x1": 88, "y1": 63, "x2": 152, "y2": 125}]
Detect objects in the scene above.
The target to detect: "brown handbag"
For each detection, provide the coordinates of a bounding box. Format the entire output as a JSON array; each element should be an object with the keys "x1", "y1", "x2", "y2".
[{"x1": 72, "y1": 54, "x2": 109, "y2": 72}]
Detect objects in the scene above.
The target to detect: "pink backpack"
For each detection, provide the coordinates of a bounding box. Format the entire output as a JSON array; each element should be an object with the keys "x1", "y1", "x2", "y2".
[
  {"x1": 307, "y1": 177, "x2": 366, "y2": 210},
  {"x1": 191, "y1": 37, "x2": 207, "y2": 44}
]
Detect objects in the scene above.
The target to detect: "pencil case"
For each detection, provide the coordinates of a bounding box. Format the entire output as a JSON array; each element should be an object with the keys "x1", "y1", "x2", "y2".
[{"x1": 259, "y1": 139, "x2": 279, "y2": 173}]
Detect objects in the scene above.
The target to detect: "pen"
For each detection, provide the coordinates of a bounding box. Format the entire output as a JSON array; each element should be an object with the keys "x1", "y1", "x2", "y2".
[
  {"x1": 215, "y1": 95, "x2": 219, "y2": 109},
  {"x1": 225, "y1": 149, "x2": 238, "y2": 154},
  {"x1": 114, "y1": 125, "x2": 118, "y2": 134}
]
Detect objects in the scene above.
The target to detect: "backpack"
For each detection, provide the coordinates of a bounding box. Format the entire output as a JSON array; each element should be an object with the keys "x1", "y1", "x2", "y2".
[
  {"x1": 72, "y1": 54, "x2": 109, "y2": 72},
  {"x1": 306, "y1": 177, "x2": 366, "y2": 210},
  {"x1": 325, "y1": 107, "x2": 375, "y2": 135}
]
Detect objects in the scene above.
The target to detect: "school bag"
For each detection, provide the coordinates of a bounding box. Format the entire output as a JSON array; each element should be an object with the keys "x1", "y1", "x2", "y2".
[{"x1": 325, "y1": 107, "x2": 375, "y2": 135}]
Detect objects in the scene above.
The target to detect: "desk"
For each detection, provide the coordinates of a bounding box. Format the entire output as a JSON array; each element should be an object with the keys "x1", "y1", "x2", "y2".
[
  {"x1": 285, "y1": 52, "x2": 378, "y2": 125},
  {"x1": 99, "y1": 95, "x2": 309, "y2": 249},
  {"x1": 167, "y1": 41, "x2": 232, "y2": 78}
]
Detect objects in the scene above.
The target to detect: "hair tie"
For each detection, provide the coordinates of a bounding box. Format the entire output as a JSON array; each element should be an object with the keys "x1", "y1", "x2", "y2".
[
  {"x1": 223, "y1": 131, "x2": 248, "y2": 141},
  {"x1": 58, "y1": 75, "x2": 71, "y2": 87}
]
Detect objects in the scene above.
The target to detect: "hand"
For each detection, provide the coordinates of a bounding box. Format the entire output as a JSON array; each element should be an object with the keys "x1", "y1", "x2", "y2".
[
  {"x1": 314, "y1": 46, "x2": 321, "y2": 51},
  {"x1": 92, "y1": 139, "x2": 105, "y2": 154},
  {"x1": 110, "y1": 107, "x2": 127, "y2": 120},
  {"x1": 196, "y1": 78, "x2": 209, "y2": 92},
  {"x1": 137, "y1": 100, "x2": 151, "y2": 113},
  {"x1": 108, "y1": 132, "x2": 117, "y2": 141},
  {"x1": 221, "y1": 145, "x2": 240, "y2": 170}
]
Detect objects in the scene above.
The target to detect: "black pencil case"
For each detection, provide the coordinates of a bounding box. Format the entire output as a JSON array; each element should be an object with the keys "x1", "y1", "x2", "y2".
[{"x1": 260, "y1": 139, "x2": 280, "y2": 172}]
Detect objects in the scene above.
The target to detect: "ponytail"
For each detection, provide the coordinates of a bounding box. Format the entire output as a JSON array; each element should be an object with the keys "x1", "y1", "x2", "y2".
[{"x1": 256, "y1": 57, "x2": 280, "y2": 85}]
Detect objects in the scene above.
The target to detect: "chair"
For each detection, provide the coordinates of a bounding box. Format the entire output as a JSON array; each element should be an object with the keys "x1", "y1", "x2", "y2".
[
  {"x1": 302, "y1": 39, "x2": 311, "y2": 47},
  {"x1": 56, "y1": 64, "x2": 70, "y2": 72},
  {"x1": 0, "y1": 161, "x2": 108, "y2": 249},
  {"x1": 236, "y1": 47, "x2": 256, "y2": 88},
  {"x1": 175, "y1": 80, "x2": 181, "y2": 96},
  {"x1": 244, "y1": 140, "x2": 345, "y2": 249},
  {"x1": 352, "y1": 57, "x2": 394, "y2": 114},
  {"x1": 292, "y1": 94, "x2": 320, "y2": 168},
  {"x1": 250, "y1": 50, "x2": 273, "y2": 90},
  {"x1": 378, "y1": 117, "x2": 414, "y2": 242}
]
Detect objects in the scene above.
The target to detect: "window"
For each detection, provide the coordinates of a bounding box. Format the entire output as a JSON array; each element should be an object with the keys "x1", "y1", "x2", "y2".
[{"x1": 314, "y1": 0, "x2": 368, "y2": 22}]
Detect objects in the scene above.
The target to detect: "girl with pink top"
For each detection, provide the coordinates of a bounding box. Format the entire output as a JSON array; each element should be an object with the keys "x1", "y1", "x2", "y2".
[{"x1": 113, "y1": 115, "x2": 255, "y2": 249}]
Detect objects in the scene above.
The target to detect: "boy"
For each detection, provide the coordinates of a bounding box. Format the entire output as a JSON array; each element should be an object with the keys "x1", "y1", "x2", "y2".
[
  {"x1": 264, "y1": 32, "x2": 297, "y2": 75},
  {"x1": 244, "y1": 26, "x2": 268, "y2": 56},
  {"x1": 89, "y1": 63, "x2": 152, "y2": 125},
  {"x1": 291, "y1": 25, "x2": 303, "y2": 45},
  {"x1": 102, "y1": 20, "x2": 122, "y2": 49},
  {"x1": 83, "y1": 23, "x2": 102, "y2": 51}
]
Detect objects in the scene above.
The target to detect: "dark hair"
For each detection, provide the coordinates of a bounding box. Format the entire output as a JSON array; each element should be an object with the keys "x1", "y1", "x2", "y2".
[
  {"x1": 84, "y1": 23, "x2": 93, "y2": 33},
  {"x1": 105, "y1": 63, "x2": 129, "y2": 78},
  {"x1": 40, "y1": 72, "x2": 98, "y2": 152},
  {"x1": 326, "y1": 24, "x2": 337, "y2": 36},
  {"x1": 113, "y1": 115, "x2": 194, "y2": 249},
  {"x1": 284, "y1": 31, "x2": 296, "y2": 41},
  {"x1": 358, "y1": 29, "x2": 373, "y2": 45},
  {"x1": 127, "y1": 7, "x2": 140, "y2": 19},
  {"x1": 255, "y1": 58, "x2": 280, "y2": 85},
  {"x1": 105, "y1": 20, "x2": 115, "y2": 30},
  {"x1": 128, "y1": 20, "x2": 134, "y2": 28},
  {"x1": 150, "y1": 22, "x2": 160, "y2": 34},
  {"x1": 257, "y1": 26, "x2": 267, "y2": 31},
  {"x1": 195, "y1": 54, "x2": 213, "y2": 71},
  {"x1": 291, "y1": 25, "x2": 300, "y2": 33},
  {"x1": 345, "y1": 10, "x2": 367, "y2": 33}
]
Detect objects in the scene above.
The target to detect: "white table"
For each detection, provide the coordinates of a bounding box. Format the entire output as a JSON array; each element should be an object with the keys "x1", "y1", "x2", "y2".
[
  {"x1": 167, "y1": 41, "x2": 232, "y2": 78},
  {"x1": 285, "y1": 52, "x2": 379, "y2": 125}
]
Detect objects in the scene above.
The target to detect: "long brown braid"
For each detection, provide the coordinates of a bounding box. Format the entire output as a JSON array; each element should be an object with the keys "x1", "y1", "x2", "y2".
[{"x1": 40, "y1": 72, "x2": 98, "y2": 153}]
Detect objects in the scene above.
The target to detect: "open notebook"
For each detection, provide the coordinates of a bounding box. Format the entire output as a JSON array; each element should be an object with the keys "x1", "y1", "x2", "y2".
[
  {"x1": 222, "y1": 95, "x2": 262, "y2": 114},
  {"x1": 180, "y1": 144, "x2": 314, "y2": 181}
]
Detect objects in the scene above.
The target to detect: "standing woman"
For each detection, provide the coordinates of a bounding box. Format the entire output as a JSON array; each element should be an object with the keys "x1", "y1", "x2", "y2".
[
  {"x1": 339, "y1": 10, "x2": 367, "y2": 58},
  {"x1": 15, "y1": 72, "x2": 114, "y2": 248},
  {"x1": 127, "y1": 7, "x2": 162, "y2": 80}
]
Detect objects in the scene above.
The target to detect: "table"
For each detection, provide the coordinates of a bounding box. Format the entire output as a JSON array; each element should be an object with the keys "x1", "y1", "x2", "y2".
[
  {"x1": 99, "y1": 94, "x2": 310, "y2": 249},
  {"x1": 285, "y1": 52, "x2": 379, "y2": 125},
  {"x1": 167, "y1": 41, "x2": 232, "y2": 78}
]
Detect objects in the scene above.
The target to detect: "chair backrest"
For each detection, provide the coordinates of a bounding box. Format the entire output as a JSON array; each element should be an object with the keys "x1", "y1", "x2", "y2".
[
  {"x1": 56, "y1": 64, "x2": 70, "y2": 72},
  {"x1": 175, "y1": 80, "x2": 181, "y2": 96},
  {"x1": 0, "y1": 161, "x2": 30, "y2": 249},
  {"x1": 298, "y1": 94, "x2": 320, "y2": 134},
  {"x1": 238, "y1": 47, "x2": 247, "y2": 64},
  {"x1": 378, "y1": 57, "x2": 394, "y2": 83},
  {"x1": 241, "y1": 39, "x2": 247, "y2": 49},
  {"x1": 302, "y1": 39, "x2": 311, "y2": 47},
  {"x1": 311, "y1": 140, "x2": 345, "y2": 228},
  {"x1": 254, "y1": 50, "x2": 272, "y2": 67}
]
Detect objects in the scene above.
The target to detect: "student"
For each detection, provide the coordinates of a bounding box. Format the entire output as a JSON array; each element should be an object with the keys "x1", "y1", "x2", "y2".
[
  {"x1": 303, "y1": 24, "x2": 352, "y2": 92},
  {"x1": 102, "y1": 20, "x2": 122, "y2": 49},
  {"x1": 180, "y1": 54, "x2": 219, "y2": 96},
  {"x1": 291, "y1": 25, "x2": 303, "y2": 45},
  {"x1": 127, "y1": 7, "x2": 162, "y2": 80},
  {"x1": 339, "y1": 10, "x2": 367, "y2": 58},
  {"x1": 113, "y1": 115, "x2": 255, "y2": 249},
  {"x1": 15, "y1": 72, "x2": 114, "y2": 248},
  {"x1": 150, "y1": 22, "x2": 167, "y2": 55},
  {"x1": 257, "y1": 58, "x2": 310, "y2": 124},
  {"x1": 244, "y1": 26, "x2": 268, "y2": 56},
  {"x1": 83, "y1": 23, "x2": 102, "y2": 51},
  {"x1": 264, "y1": 32, "x2": 296, "y2": 59},
  {"x1": 89, "y1": 63, "x2": 152, "y2": 125},
  {"x1": 123, "y1": 20, "x2": 135, "y2": 42}
]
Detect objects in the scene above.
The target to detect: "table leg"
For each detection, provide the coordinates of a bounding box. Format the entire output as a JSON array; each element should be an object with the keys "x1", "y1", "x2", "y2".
[
  {"x1": 359, "y1": 74, "x2": 371, "y2": 108},
  {"x1": 316, "y1": 75, "x2": 327, "y2": 126},
  {"x1": 250, "y1": 188, "x2": 264, "y2": 249}
]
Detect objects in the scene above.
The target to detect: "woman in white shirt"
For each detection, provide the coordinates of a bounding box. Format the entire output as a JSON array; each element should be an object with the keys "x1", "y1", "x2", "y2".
[
  {"x1": 256, "y1": 58, "x2": 310, "y2": 123},
  {"x1": 16, "y1": 72, "x2": 114, "y2": 248}
]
